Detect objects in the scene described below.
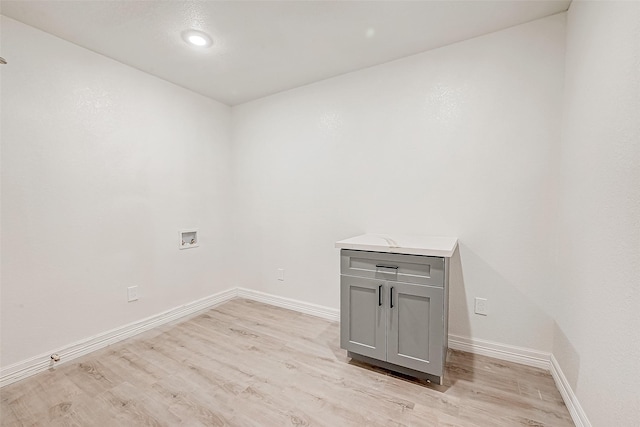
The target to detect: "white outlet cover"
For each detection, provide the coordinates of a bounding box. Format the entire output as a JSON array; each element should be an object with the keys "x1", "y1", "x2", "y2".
[
  {"x1": 277, "y1": 268, "x2": 285, "y2": 281},
  {"x1": 127, "y1": 286, "x2": 139, "y2": 302},
  {"x1": 474, "y1": 297, "x2": 488, "y2": 316}
]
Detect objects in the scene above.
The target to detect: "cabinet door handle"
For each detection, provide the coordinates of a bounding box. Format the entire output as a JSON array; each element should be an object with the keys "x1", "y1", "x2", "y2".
[
  {"x1": 378, "y1": 285, "x2": 382, "y2": 306},
  {"x1": 376, "y1": 264, "x2": 398, "y2": 270},
  {"x1": 390, "y1": 287, "x2": 394, "y2": 308}
]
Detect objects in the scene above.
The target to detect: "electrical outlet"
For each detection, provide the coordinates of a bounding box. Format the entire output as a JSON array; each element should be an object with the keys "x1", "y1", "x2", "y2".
[
  {"x1": 474, "y1": 297, "x2": 488, "y2": 315},
  {"x1": 277, "y1": 268, "x2": 285, "y2": 281},
  {"x1": 127, "y1": 286, "x2": 139, "y2": 302}
]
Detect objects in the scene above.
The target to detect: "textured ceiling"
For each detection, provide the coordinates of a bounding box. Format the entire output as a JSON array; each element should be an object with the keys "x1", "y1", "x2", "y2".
[{"x1": 0, "y1": 1, "x2": 570, "y2": 105}]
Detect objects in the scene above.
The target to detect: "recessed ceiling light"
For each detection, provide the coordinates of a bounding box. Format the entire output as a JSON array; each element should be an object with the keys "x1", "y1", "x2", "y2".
[{"x1": 182, "y1": 30, "x2": 213, "y2": 48}]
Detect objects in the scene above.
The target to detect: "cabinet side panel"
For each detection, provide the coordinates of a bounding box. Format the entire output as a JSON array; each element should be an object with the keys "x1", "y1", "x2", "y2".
[{"x1": 443, "y1": 257, "x2": 450, "y2": 364}]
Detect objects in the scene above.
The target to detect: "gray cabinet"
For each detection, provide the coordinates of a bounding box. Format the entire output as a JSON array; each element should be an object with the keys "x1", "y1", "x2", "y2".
[
  {"x1": 340, "y1": 249, "x2": 449, "y2": 384},
  {"x1": 340, "y1": 275, "x2": 386, "y2": 360}
]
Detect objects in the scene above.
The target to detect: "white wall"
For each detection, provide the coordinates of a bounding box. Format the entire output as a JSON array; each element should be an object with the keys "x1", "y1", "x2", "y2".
[
  {"x1": 231, "y1": 14, "x2": 566, "y2": 352},
  {"x1": 4, "y1": 7, "x2": 639, "y2": 424},
  {"x1": 0, "y1": 16, "x2": 233, "y2": 367},
  {"x1": 554, "y1": 1, "x2": 640, "y2": 426}
]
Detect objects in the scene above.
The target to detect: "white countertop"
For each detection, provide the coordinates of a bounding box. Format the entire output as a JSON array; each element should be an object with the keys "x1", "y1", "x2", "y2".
[{"x1": 335, "y1": 234, "x2": 458, "y2": 257}]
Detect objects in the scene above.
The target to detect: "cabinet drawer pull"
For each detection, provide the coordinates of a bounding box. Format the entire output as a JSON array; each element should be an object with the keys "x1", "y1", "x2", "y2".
[
  {"x1": 390, "y1": 287, "x2": 394, "y2": 308},
  {"x1": 378, "y1": 285, "x2": 383, "y2": 306},
  {"x1": 376, "y1": 264, "x2": 398, "y2": 270}
]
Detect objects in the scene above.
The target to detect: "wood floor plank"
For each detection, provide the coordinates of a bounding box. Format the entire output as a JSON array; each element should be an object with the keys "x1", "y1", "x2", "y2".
[{"x1": 0, "y1": 298, "x2": 574, "y2": 427}]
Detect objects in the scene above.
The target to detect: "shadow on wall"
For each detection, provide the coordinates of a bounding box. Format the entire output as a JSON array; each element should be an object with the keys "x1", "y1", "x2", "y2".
[
  {"x1": 449, "y1": 245, "x2": 470, "y2": 337},
  {"x1": 552, "y1": 321, "x2": 581, "y2": 391},
  {"x1": 448, "y1": 243, "x2": 555, "y2": 351},
  {"x1": 447, "y1": 246, "x2": 479, "y2": 387}
]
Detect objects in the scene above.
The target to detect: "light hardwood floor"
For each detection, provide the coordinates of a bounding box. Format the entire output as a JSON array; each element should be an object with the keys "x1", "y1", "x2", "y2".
[{"x1": 1, "y1": 299, "x2": 574, "y2": 426}]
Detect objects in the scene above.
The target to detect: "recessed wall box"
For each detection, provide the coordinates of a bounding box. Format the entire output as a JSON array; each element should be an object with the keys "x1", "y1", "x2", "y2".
[{"x1": 179, "y1": 229, "x2": 199, "y2": 249}]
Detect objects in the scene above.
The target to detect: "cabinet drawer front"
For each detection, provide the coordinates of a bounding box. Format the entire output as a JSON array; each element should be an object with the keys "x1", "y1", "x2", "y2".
[{"x1": 341, "y1": 249, "x2": 444, "y2": 287}]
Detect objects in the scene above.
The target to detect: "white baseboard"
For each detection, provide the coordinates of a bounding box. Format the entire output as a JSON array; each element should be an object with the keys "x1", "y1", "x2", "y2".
[
  {"x1": 233, "y1": 295, "x2": 589, "y2": 427},
  {"x1": 236, "y1": 287, "x2": 340, "y2": 322},
  {"x1": 447, "y1": 334, "x2": 551, "y2": 370},
  {"x1": 550, "y1": 354, "x2": 591, "y2": 427},
  {"x1": 0, "y1": 288, "x2": 336, "y2": 388},
  {"x1": 448, "y1": 334, "x2": 589, "y2": 427},
  {"x1": 0, "y1": 288, "x2": 237, "y2": 388},
  {"x1": 0, "y1": 287, "x2": 590, "y2": 427}
]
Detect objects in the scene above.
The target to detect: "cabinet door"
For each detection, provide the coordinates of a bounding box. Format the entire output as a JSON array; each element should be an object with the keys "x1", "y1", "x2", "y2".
[
  {"x1": 387, "y1": 282, "x2": 444, "y2": 375},
  {"x1": 340, "y1": 275, "x2": 386, "y2": 360}
]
